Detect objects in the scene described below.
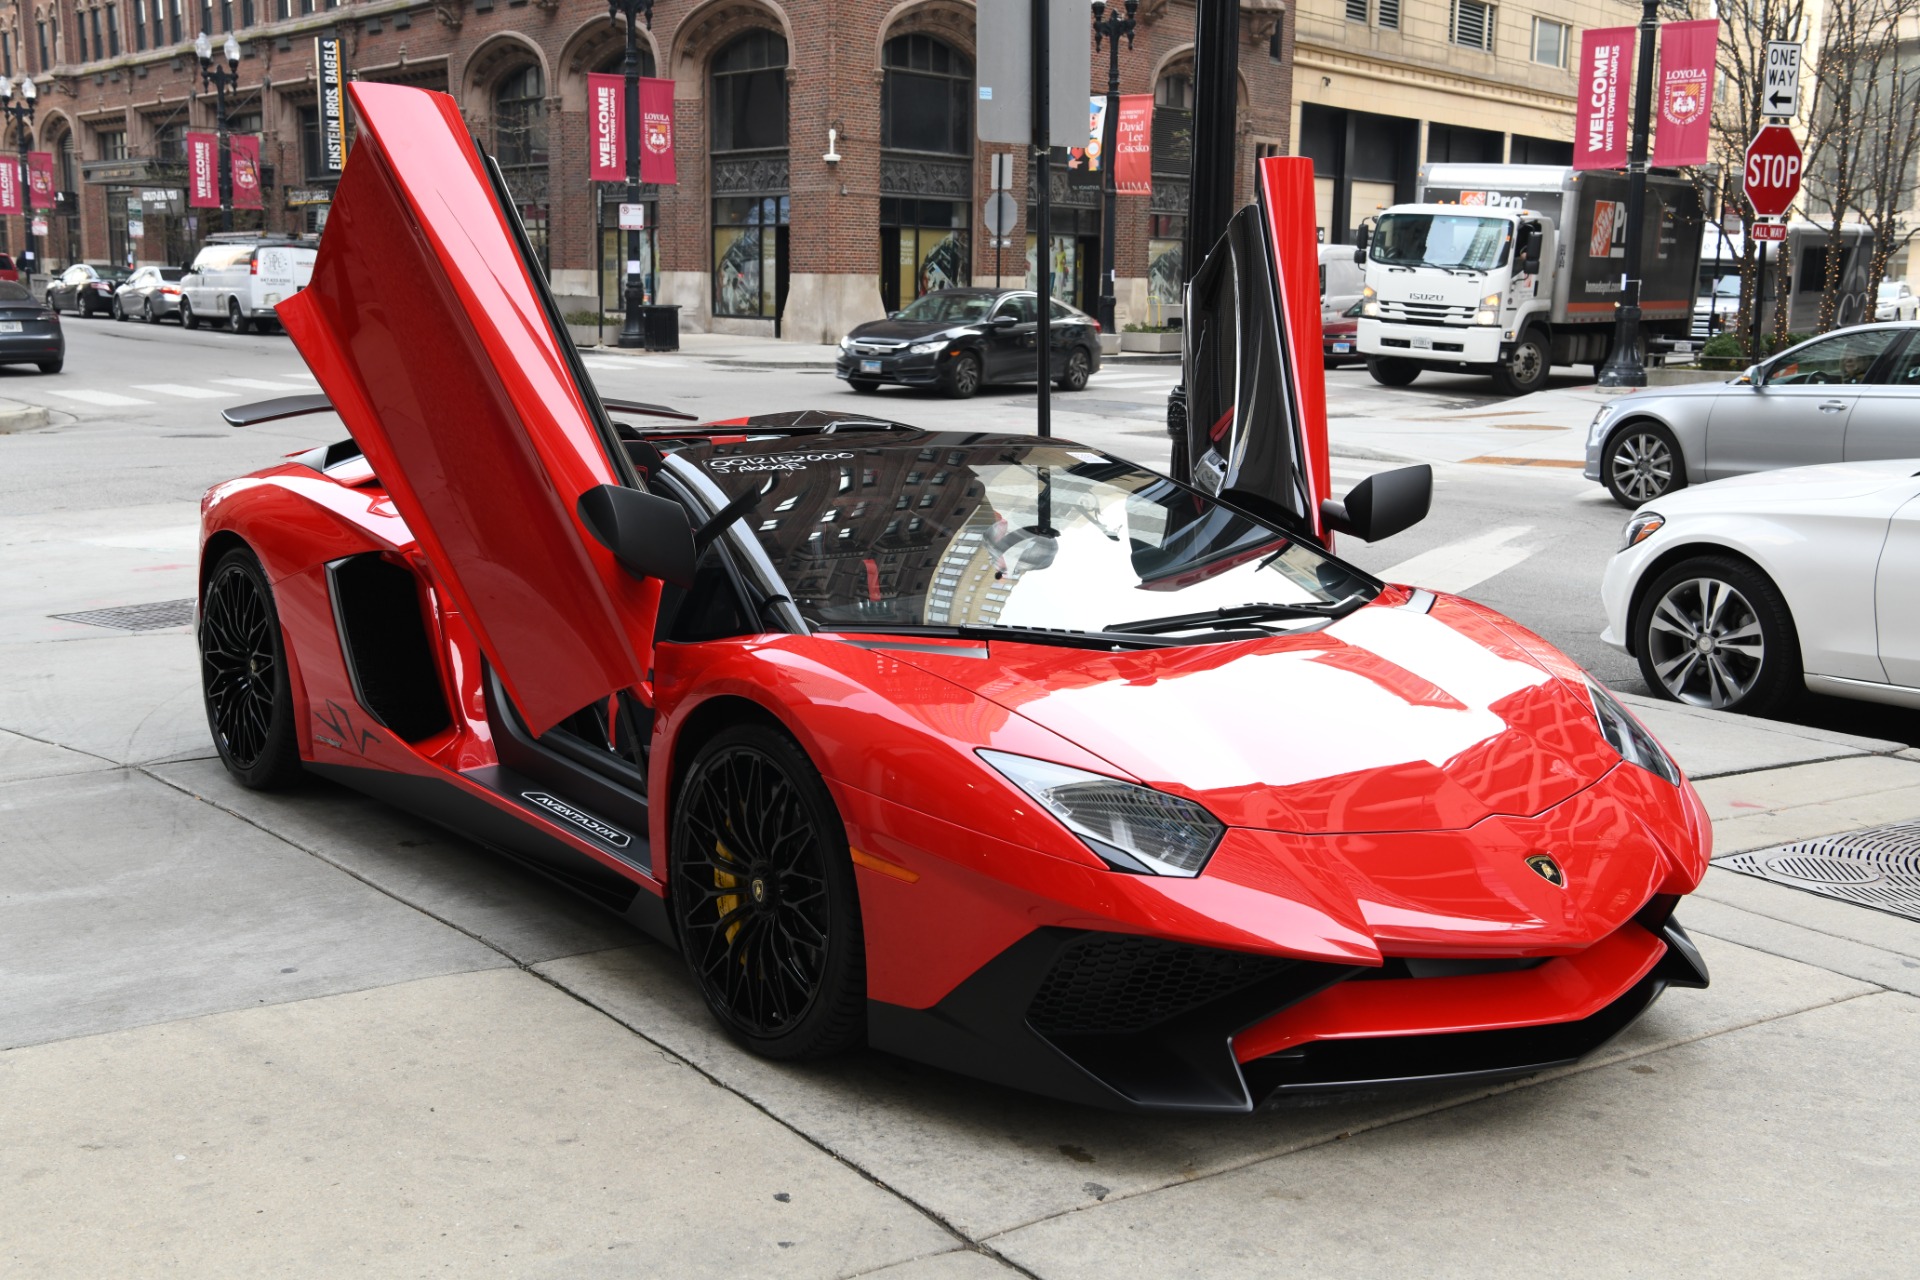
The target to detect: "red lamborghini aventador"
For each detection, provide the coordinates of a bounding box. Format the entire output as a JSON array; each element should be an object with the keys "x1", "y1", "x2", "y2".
[{"x1": 196, "y1": 83, "x2": 1709, "y2": 1113}]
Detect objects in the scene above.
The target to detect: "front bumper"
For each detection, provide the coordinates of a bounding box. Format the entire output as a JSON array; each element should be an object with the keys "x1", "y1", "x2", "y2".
[
  {"x1": 869, "y1": 911, "x2": 1708, "y2": 1113},
  {"x1": 837, "y1": 350, "x2": 945, "y2": 386},
  {"x1": 1360, "y1": 318, "x2": 1504, "y2": 364}
]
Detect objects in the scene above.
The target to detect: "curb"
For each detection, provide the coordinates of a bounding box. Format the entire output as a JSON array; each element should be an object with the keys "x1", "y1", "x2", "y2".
[{"x1": 0, "y1": 403, "x2": 50, "y2": 434}]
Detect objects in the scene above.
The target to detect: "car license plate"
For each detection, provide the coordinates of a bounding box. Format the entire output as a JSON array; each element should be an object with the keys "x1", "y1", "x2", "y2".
[
  {"x1": 1331, "y1": 342, "x2": 1351, "y2": 353},
  {"x1": 1412, "y1": 336, "x2": 1433, "y2": 349},
  {"x1": 0, "y1": 321, "x2": 20, "y2": 333},
  {"x1": 860, "y1": 359, "x2": 882, "y2": 373},
  {"x1": 1671, "y1": 341, "x2": 1693, "y2": 354}
]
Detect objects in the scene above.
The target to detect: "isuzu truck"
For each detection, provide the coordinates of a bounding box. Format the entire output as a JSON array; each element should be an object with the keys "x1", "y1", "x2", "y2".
[{"x1": 1355, "y1": 163, "x2": 1703, "y2": 395}]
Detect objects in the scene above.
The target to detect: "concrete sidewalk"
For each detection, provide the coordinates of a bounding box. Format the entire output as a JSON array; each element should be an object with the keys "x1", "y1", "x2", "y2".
[{"x1": 4, "y1": 488, "x2": 1918, "y2": 1277}]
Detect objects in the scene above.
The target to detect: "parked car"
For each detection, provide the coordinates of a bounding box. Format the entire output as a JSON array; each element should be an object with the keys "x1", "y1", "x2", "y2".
[
  {"x1": 0, "y1": 279, "x2": 62, "y2": 372},
  {"x1": 0, "y1": 251, "x2": 18, "y2": 282},
  {"x1": 1875, "y1": 280, "x2": 1917, "y2": 321},
  {"x1": 1323, "y1": 299, "x2": 1362, "y2": 367},
  {"x1": 836, "y1": 287, "x2": 1101, "y2": 397},
  {"x1": 1319, "y1": 243, "x2": 1363, "y2": 322},
  {"x1": 46, "y1": 263, "x2": 131, "y2": 317},
  {"x1": 179, "y1": 237, "x2": 317, "y2": 333},
  {"x1": 113, "y1": 265, "x2": 188, "y2": 323},
  {"x1": 1584, "y1": 321, "x2": 1920, "y2": 508},
  {"x1": 1602, "y1": 458, "x2": 1920, "y2": 716}
]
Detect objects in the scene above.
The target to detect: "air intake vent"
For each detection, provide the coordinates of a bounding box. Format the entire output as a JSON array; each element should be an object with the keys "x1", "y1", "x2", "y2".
[{"x1": 1026, "y1": 934, "x2": 1296, "y2": 1036}]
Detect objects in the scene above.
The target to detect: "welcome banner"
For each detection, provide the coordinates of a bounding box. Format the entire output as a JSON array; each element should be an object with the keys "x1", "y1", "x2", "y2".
[
  {"x1": 0, "y1": 157, "x2": 19, "y2": 216},
  {"x1": 231, "y1": 135, "x2": 264, "y2": 210},
  {"x1": 1575, "y1": 27, "x2": 1635, "y2": 170},
  {"x1": 26, "y1": 150, "x2": 54, "y2": 209},
  {"x1": 186, "y1": 132, "x2": 219, "y2": 208},
  {"x1": 588, "y1": 75, "x2": 677, "y2": 184},
  {"x1": 1114, "y1": 94, "x2": 1153, "y2": 195},
  {"x1": 1652, "y1": 19, "x2": 1719, "y2": 168}
]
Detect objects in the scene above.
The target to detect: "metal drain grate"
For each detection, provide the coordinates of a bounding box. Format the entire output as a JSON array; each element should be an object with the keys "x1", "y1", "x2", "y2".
[
  {"x1": 1720, "y1": 823, "x2": 1920, "y2": 923},
  {"x1": 51, "y1": 599, "x2": 196, "y2": 632}
]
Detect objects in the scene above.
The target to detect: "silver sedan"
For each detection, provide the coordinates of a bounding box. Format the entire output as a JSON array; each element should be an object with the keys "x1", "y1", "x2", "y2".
[{"x1": 1584, "y1": 321, "x2": 1920, "y2": 508}]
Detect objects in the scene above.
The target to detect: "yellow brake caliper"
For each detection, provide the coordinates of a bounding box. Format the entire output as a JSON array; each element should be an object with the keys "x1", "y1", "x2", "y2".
[{"x1": 713, "y1": 835, "x2": 742, "y2": 949}]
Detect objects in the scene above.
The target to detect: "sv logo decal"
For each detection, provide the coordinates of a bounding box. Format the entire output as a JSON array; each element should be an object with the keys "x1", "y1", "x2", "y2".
[{"x1": 314, "y1": 700, "x2": 378, "y2": 754}]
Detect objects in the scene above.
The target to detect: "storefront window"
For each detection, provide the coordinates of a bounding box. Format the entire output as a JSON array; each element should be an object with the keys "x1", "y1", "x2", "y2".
[
  {"x1": 493, "y1": 65, "x2": 549, "y2": 270},
  {"x1": 877, "y1": 35, "x2": 972, "y2": 311},
  {"x1": 1149, "y1": 71, "x2": 1193, "y2": 306},
  {"x1": 713, "y1": 195, "x2": 787, "y2": 319},
  {"x1": 710, "y1": 31, "x2": 788, "y2": 321}
]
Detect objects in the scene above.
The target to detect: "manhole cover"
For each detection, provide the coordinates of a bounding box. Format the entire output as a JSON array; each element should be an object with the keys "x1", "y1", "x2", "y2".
[
  {"x1": 51, "y1": 599, "x2": 195, "y2": 632},
  {"x1": 1719, "y1": 823, "x2": 1920, "y2": 923}
]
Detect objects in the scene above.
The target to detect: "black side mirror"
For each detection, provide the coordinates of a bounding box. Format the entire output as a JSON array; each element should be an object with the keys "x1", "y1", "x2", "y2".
[
  {"x1": 576, "y1": 485, "x2": 698, "y2": 588},
  {"x1": 1353, "y1": 222, "x2": 1372, "y2": 264},
  {"x1": 989, "y1": 314, "x2": 1017, "y2": 328},
  {"x1": 1320, "y1": 465, "x2": 1432, "y2": 543}
]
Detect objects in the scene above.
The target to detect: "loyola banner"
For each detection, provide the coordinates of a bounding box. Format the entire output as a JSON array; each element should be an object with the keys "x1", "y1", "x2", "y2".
[
  {"x1": 187, "y1": 132, "x2": 219, "y2": 208},
  {"x1": 231, "y1": 135, "x2": 264, "y2": 210},
  {"x1": 26, "y1": 151, "x2": 54, "y2": 209},
  {"x1": 1653, "y1": 19, "x2": 1719, "y2": 167},
  {"x1": 587, "y1": 74, "x2": 677, "y2": 184},
  {"x1": 1575, "y1": 27, "x2": 1635, "y2": 170},
  {"x1": 1114, "y1": 94, "x2": 1152, "y2": 195},
  {"x1": 0, "y1": 157, "x2": 19, "y2": 216}
]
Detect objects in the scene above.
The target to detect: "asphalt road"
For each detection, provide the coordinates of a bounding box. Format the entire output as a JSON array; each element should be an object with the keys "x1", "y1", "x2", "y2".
[{"x1": 7, "y1": 311, "x2": 1912, "y2": 747}]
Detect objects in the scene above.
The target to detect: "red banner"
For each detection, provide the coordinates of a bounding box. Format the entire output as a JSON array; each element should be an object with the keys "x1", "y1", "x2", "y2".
[
  {"x1": 1575, "y1": 27, "x2": 1635, "y2": 170},
  {"x1": 27, "y1": 150, "x2": 54, "y2": 209},
  {"x1": 587, "y1": 72, "x2": 623, "y2": 181},
  {"x1": 230, "y1": 135, "x2": 264, "y2": 209},
  {"x1": 0, "y1": 157, "x2": 19, "y2": 216},
  {"x1": 187, "y1": 132, "x2": 219, "y2": 208},
  {"x1": 1114, "y1": 94, "x2": 1152, "y2": 196},
  {"x1": 1653, "y1": 19, "x2": 1719, "y2": 168},
  {"x1": 639, "y1": 77, "x2": 676, "y2": 185}
]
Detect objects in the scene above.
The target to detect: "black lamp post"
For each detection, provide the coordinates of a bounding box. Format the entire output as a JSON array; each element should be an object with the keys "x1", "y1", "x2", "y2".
[
  {"x1": 196, "y1": 31, "x2": 243, "y2": 234},
  {"x1": 1090, "y1": 0, "x2": 1138, "y2": 336},
  {"x1": 609, "y1": 0, "x2": 655, "y2": 349},
  {"x1": 1596, "y1": 0, "x2": 1660, "y2": 388},
  {"x1": 0, "y1": 75, "x2": 37, "y2": 285}
]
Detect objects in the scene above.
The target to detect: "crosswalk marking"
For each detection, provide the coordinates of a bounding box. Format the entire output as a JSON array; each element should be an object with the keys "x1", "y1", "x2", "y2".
[
  {"x1": 214, "y1": 377, "x2": 312, "y2": 391},
  {"x1": 134, "y1": 383, "x2": 231, "y2": 399},
  {"x1": 1376, "y1": 525, "x2": 1534, "y2": 596},
  {"x1": 47, "y1": 389, "x2": 153, "y2": 407}
]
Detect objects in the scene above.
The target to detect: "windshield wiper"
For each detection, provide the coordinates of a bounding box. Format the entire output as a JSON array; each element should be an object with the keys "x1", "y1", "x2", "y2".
[
  {"x1": 1103, "y1": 601, "x2": 1357, "y2": 635},
  {"x1": 821, "y1": 623, "x2": 1179, "y2": 651}
]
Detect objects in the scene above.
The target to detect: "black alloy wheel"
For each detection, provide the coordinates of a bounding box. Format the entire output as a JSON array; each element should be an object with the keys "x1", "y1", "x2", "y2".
[
  {"x1": 143, "y1": 297, "x2": 157, "y2": 324},
  {"x1": 1632, "y1": 555, "x2": 1801, "y2": 716},
  {"x1": 199, "y1": 546, "x2": 302, "y2": 788},
  {"x1": 1605, "y1": 421, "x2": 1685, "y2": 509},
  {"x1": 943, "y1": 350, "x2": 983, "y2": 399},
  {"x1": 1367, "y1": 355, "x2": 1421, "y2": 387},
  {"x1": 180, "y1": 298, "x2": 199, "y2": 329},
  {"x1": 1056, "y1": 345, "x2": 1092, "y2": 391},
  {"x1": 228, "y1": 298, "x2": 252, "y2": 335},
  {"x1": 671, "y1": 723, "x2": 865, "y2": 1060}
]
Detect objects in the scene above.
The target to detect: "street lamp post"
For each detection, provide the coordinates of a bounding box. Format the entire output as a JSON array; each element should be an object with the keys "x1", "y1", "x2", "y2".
[
  {"x1": 1596, "y1": 0, "x2": 1661, "y2": 389},
  {"x1": 195, "y1": 32, "x2": 243, "y2": 234},
  {"x1": 609, "y1": 0, "x2": 655, "y2": 349},
  {"x1": 0, "y1": 76, "x2": 37, "y2": 287},
  {"x1": 1090, "y1": 0, "x2": 1138, "y2": 336}
]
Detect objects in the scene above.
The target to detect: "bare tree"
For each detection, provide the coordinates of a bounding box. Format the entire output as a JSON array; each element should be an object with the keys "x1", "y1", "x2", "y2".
[{"x1": 1849, "y1": 37, "x2": 1920, "y2": 307}]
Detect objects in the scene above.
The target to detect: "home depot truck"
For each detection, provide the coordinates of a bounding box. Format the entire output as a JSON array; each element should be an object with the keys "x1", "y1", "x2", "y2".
[{"x1": 1355, "y1": 163, "x2": 1704, "y2": 395}]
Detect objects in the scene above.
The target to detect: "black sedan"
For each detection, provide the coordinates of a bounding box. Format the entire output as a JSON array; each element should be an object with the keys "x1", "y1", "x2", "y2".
[
  {"x1": 47, "y1": 263, "x2": 132, "y2": 317},
  {"x1": 836, "y1": 288, "x2": 1101, "y2": 398},
  {"x1": 0, "y1": 280, "x2": 64, "y2": 372}
]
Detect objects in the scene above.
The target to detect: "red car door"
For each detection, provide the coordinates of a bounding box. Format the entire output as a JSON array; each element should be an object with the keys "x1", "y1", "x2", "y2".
[
  {"x1": 1180, "y1": 156, "x2": 1333, "y2": 545},
  {"x1": 277, "y1": 82, "x2": 653, "y2": 737}
]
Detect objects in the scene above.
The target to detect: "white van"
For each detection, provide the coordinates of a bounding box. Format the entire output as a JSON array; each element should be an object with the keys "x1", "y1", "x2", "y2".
[
  {"x1": 180, "y1": 238, "x2": 317, "y2": 334},
  {"x1": 1319, "y1": 244, "x2": 1363, "y2": 324}
]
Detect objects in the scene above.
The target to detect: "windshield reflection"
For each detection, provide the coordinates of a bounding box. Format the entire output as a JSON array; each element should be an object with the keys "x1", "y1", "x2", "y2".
[{"x1": 1371, "y1": 213, "x2": 1512, "y2": 272}]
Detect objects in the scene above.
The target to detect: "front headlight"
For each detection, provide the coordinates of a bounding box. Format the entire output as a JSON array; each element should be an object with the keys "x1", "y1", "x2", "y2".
[
  {"x1": 1474, "y1": 309, "x2": 1498, "y2": 325},
  {"x1": 1588, "y1": 681, "x2": 1681, "y2": 785},
  {"x1": 908, "y1": 339, "x2": 945, "y2": 356},
  {"x1": 838, "y1": 335, "x2": 855, "y2": 350},
  {"x1": 1620, "y1": 511, "x2": 1664, "y2": 551},
  {"x1": 978, "y1": 750, "x2": 1224, "y2": 877}
]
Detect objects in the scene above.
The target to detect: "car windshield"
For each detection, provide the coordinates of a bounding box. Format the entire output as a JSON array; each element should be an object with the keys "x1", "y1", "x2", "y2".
[
  {"x1": 686, "y1": 437, "x2": 1377, "y2": 636},
  {"x1": 1705, "y1": 274, "x2": 1740, "y2": 298},
  {"x1": 895, "y1": 293, "x2": 997, "y2": 324},
  {"x1": 1370, "y1": 213, "x2": 1512, "y2": 271},
  {"x1": 98, "y1": 268, "x2": 131, "y2": 281}
]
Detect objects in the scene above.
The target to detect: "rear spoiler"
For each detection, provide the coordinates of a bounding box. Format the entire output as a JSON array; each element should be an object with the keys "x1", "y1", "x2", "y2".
[{"x1": 225, "y1": 393, "x2": 698, "y2": 428}]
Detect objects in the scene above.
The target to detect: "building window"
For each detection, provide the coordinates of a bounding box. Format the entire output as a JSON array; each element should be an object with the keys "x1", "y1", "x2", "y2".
[
  {"x1": 1379, "y1": 0, "x2": 1400, "y2": 29},
  {"x1": 37, "y1": 22, "x2": 48, "y2": 72},
  {"x1": 1344, "y1": 0, "x2": 1367, "y2": 22},
  {"x1": 298, "y1": 106, "x2": 326, "y2": 179},
  {"x1": 134, "y1": 2, "x2": 145, "y2": 50},
  {"x1": 153, "y1": 121, "x2": 185, "y2": 163},
  {"x1": 881, "y1": 34, "x2": 972, "y2": 156},
  {"x1": 1531, "y1": 17, "x2": 1568, "y2": 69},
  {"x1": 492, "y1": 64, "x2": 549, "y2": 269},
  {"x1": 107, "y1": 4, "x2": 120, "y2": 55},
  {"x1": 171, "y1": 0, "x2": 183, "y2": 45},
  {"x1": 1452, "y1": 1, "x2": 1494, "y2": 52},
  {"x1": 2, "y1": 32, "x2": 10, "y2": 75},
  {"x1": 221, "y1": 0, "x2": 232, "y2": 31},
  {"x1": 242, "y1": 0, "x2": 254, "y2": 24},
  {"x1": 1269, "y1": 28, "x2": 1282, "y2": 61},
  {"x1": 98, "y1": 129, "x2": 127, "y2": 159},
  {"x1": 710, "y1": 30, "x2": 789, "y2": 320}
]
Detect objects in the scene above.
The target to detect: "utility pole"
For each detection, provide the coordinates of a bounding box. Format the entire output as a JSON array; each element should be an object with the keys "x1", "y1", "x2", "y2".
[
  {"x1": 1597, "y1": 0, "x2": 1661, "y2": 388},
  {"x1": 1091, "y1": 0, "x2": 1138, "y2": 336},
  {"x1": 609, "y1": 0, "x2": 655, "y2": 349},
  {"x1": 1033, "y1": 0, "x2": 1054, "y2": 439},
  {"x1": 196, "y1": 32, "x2": 243, "y2": 235}
]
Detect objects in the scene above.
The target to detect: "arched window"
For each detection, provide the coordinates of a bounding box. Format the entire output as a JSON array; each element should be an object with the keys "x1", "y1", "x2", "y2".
[
  {"x1": 710, "y1": 31, "x2": 789, "y2": 322},
  {"x1": 493, "y1": 64, "x2": 549, "y2": 268},
  {"x1": 878, "y1": 33, "x2": 974, "y2": 310}
]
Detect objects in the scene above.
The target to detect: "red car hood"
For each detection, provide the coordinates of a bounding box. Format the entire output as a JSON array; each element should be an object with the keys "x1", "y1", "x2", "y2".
[{"x1": 883, "y1": 594, "x2": 1623, "y2": 834}]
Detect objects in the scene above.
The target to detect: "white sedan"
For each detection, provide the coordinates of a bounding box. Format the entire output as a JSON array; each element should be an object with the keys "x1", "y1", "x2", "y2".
[{"x1": 1600, "y1": 458, "x2": 1920, "y2": 715}]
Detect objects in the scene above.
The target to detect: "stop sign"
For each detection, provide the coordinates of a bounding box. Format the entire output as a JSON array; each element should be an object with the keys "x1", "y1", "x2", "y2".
[{"x1": 1745, "y1": 126, "x2": 1803, "y2": 218}]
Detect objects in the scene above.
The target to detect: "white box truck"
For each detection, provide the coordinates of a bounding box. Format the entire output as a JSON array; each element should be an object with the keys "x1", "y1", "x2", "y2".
[{"x1": 1355, "y1": 163, "x2": 1704, "y2": 395}]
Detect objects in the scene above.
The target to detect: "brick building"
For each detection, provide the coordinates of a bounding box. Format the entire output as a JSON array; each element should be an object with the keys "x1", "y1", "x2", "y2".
[{"x1": 0, "y1": 0, "x2": 1293, "y2": 339}]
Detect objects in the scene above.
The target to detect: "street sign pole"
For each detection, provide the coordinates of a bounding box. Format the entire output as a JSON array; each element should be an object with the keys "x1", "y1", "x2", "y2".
[{"x1": 1032, "y1": 0, "x2": 1053, "y2": 439}]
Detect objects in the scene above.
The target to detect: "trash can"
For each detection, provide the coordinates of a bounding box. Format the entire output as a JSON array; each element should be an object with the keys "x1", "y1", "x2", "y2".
[{"x1": 637, "y1": 304, "x2": 680, "y2": 352}]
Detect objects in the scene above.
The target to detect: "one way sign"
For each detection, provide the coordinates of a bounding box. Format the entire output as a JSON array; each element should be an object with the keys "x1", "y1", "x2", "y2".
[{"x1": 1765, "y1": 41, "x2": 1803, "y2": 118}]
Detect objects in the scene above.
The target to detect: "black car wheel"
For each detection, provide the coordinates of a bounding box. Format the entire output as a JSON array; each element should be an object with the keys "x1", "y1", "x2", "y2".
[
  {"x1": 1367, "y1": 356, "x2": 1421, "y2": 387},
  {"x1": 228, "y1": 298, "x2": 252, "y2": 335},
  {"x1": 180, "y1": 298, "x2": 199, "y2": 330},
  {"x1": 111, "y1": 295, "x2": 126, "y2": 321},
  {"x1": 1605, "y1": 421, "x2": 1685, "y2": 509},
  {"x1": 36, "y1": 358, "x2": 62, "y2": 374},
  {"x1": 1055, "y1": 345, "x2": 1092, "y2": 391},
  {"x1": 671, "y1": 723, "x2": 865, "y2": 1060},
  {"x1": 1632, "y1": 555, "x2": 1801, "y2": 716},
  {"x1": 143, "y1": 298, "x2": 157, "y2": 324},
  {"x1": 847, "y1": 378, "x2": 881, "y2": 394},
  {"x1": 45, "y1": 291, "x2": 57, "y2": 313},
  {"x1": 943, "y1": 351, "x2": 983, "y2": 399},
  {"x1": 199, "y1": 546, "x2": 302, "y2": 789}
]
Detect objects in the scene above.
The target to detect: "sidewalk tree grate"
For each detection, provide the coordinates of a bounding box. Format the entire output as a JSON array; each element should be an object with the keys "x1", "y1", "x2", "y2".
[
  {"x1": 1719, "y1": 824, "x2": 1920, "y2": 923},
  {"x1": 51, "y1": 599, "x2": 196, "y2": 632}
]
